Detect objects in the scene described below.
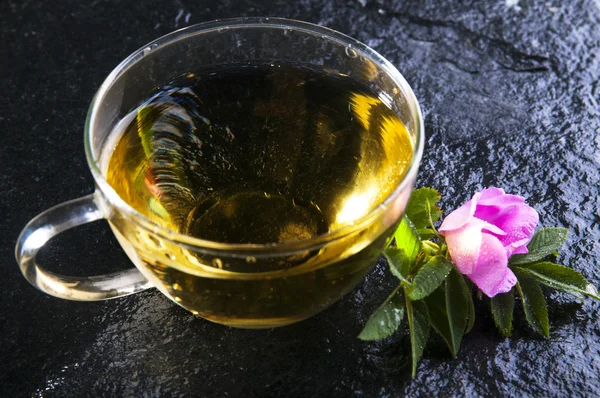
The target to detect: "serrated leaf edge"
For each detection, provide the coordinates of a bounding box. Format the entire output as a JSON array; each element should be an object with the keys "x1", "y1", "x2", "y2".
[
  {"x1": 514, "y1": 272, "x2": 550, "y2": 338},
  {"x1": 512, "y1": 264, "x2": 600, "y2": 301},
  {"x1": 358, "y1": 286, "x2": 405, "y2": 341}
]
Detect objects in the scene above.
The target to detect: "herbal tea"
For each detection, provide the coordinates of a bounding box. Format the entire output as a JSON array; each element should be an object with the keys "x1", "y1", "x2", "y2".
[{"x1": 105, "y1": 63, "x2": 413, "y2": 327}]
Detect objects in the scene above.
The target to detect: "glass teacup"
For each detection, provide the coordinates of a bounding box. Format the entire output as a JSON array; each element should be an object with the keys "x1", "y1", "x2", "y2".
[{"x1": 15, "y1": 18, "x2": 424, "y2": 328}]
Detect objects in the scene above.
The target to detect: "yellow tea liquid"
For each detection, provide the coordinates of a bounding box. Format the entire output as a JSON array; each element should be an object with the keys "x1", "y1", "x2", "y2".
[{"x1": 105, "y1": 63, "x2": 413, "y2": 327}]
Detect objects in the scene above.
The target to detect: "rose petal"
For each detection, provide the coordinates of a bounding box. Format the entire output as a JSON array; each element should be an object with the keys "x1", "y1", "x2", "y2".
[
  {"x1": 440, "y1": 190, "x2": 505, "y2": 236},
  {"x1": 475, "y1": 189, "x2": 527, "y2": 224},
  {"x1": 478, "y1": 187, "x2": 525, "y2": 206},
  {"x1": 511, "y1": 245, "x2": 529, "y2": 255},
  {"x1": 467, "y1": 233, "x2": 516, "y2": 297},
  {"x1": 490, "y1": 267, "x2": 517, "y2": 297},
  {"x1": 471, "y1": 188, "x2": 539, "y2": 257},
  {"x1": 444, "y1": 223, "x2": 483, "y2": 275},
  {"x1": 439, "y1": 192, "x2": 481, "y2": 233},
  {"x1": 442, "y1": 187, "x2": 537, "y2": 297},
  {"x1": 478, "y1": 187, "x2": 505, "y2": 200},
  {"x1": 480, "y1": 220, "x2": 507, "y2": 236},
  {"x1": 492, "y1": 203, "x2": 539, "y2": 257}
]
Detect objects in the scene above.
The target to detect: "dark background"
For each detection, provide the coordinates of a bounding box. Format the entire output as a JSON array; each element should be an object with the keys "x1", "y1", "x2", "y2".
[{"x1": 1, "y1": 0, "x2": 599, "y2": 396}]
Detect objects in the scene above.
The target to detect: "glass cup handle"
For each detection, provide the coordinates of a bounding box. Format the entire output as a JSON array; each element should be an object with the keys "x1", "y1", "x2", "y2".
[{"x1": 15, "y1": 193, "x2": 152, "y2": 301}]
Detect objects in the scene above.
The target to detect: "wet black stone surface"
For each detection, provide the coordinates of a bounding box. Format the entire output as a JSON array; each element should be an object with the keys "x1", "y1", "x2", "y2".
[{"x1": 1, "y1": 0, "x2": 599, "y2": 396}]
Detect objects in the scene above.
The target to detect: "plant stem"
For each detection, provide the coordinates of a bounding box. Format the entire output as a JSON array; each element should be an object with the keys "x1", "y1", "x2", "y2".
[{"x1": 425, "y1": 198, "x2": 442, "y2": 239}]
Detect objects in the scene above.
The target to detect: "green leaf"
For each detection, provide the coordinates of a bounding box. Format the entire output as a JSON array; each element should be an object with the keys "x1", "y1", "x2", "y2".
[
  {"x1": 393, "y1": 216, "x2": 420, "y2": 262},
  {"x1": 490, "y1": 290, "x2": 515, "y2": 337},
  {"x1": 510, "y1": 228, "x2": 568, "y2": 265},
  {"x1": 358, "y1": 287, "x2": 405, "y2": 341},
  {"x1": 392, "y1": 216, "x2": 420, "y2": 276},
  {"x1": 383, "y1": 248, "x2": 410, "y2": 283},
  {"x1": 424, "y1": 269, "x2": 471, "y2": 357},
  {"x1": 416, "y1": 228, "x2": 436, "y2": 240},
  {"x1": 513, "y1": 262, "x2": 600, "y2": 300},
  {"x1": 405, "y1": 187, "x2": 442, "y2": 229},
  {"x1": 406, "y1": 256, "x2": 452, "y2": 301},
  {"x1": 406, "y1": 297, "x2": 430, "y2": 377},
  {"x1": 514, "y1": 268, "x2": 549, "y2": 337},
  {"x1": 420, "y1": 240, "x2": 440, "y2": 257},
  {"x1": 445, "y1": 268, "x2": 470, "y2": 355},
  {"x1": 424, "y1": 286, "x2": 454, "y2": 355}
]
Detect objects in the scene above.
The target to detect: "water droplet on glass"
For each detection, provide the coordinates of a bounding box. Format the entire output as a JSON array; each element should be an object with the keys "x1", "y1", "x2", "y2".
[
  {"x1": 212, "y1": 258, "x2": 223, "y2": 269},
  {"x1": 345, "y1": 46, "x2": 358, "y2": 58},
  {"x1": 165, "y1": 253, "x2": 176, "y2": 261},
  {"x1": 148, "y1": 235, "x2": 161, "y2": 247},
  {"x1": 142, "y1": 43, "x2": 158, "y2": 56}
]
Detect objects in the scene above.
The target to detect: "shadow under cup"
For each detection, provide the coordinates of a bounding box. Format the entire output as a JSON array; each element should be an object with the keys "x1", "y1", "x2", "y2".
[{"x1": 16, "y1": 18, "x2": 424, "y2": 328}]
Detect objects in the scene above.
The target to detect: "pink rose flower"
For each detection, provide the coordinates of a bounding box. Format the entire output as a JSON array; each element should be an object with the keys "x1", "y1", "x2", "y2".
[{"x1": 439, "y1": 187, "x2": 539, "y2": 297}]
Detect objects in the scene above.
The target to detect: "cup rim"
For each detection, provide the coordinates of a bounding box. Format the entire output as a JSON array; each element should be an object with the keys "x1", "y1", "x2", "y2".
[{"x1": 85, "y1": 17, "x2": 425, "y2": 254}]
